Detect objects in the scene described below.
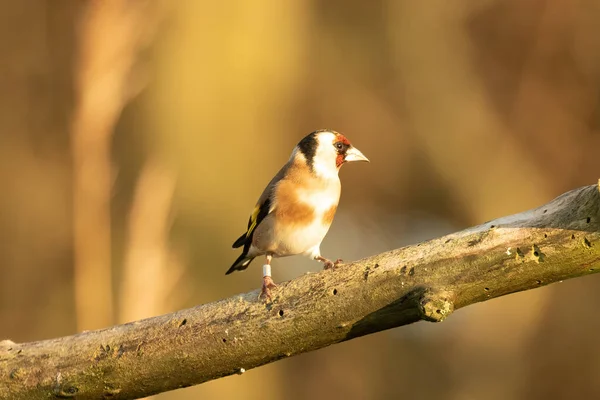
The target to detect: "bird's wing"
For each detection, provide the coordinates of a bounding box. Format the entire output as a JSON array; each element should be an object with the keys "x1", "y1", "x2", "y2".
[{"x1": 231, "y1": 163, "x2": 289, "y2": 248}]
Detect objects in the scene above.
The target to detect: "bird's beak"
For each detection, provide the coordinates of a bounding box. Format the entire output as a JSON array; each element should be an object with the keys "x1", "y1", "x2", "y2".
[{"x1": 344, "y1": 146, "x2": 370, "y2": 163}]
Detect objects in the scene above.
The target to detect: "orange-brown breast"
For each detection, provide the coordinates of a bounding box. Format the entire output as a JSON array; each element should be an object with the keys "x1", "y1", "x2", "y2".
[
  {"x1": 322, "y1": 204, "x2": 338, "y2": 225},
  {"x1": 274, "y1": 179, "x2": 315, "y2": 226}
]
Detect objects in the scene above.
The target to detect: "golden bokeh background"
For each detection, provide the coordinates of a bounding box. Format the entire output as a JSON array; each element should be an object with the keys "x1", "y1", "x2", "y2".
[{"x1": 2, "y1": 1, "x2": 600, "y2": 399}]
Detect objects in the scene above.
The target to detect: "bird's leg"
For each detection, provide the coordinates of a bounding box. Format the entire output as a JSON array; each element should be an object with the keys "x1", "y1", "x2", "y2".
[
  {"x1": 260, "y1": 254, "x2": 277, "y2": 300},
  {"x1": 315, "y1": 255, "x2": 343, "y2": 270}
]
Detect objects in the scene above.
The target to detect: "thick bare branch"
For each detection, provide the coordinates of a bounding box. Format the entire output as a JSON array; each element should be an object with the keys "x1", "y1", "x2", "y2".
[{"x1": 1, "y1": 182, "x2": 600, "y2": 400}]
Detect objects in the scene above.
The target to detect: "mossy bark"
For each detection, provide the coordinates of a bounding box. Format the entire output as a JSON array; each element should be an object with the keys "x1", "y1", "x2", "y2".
[{"x1": 1, "y1": 183, "x2": 600, "y2": 400}]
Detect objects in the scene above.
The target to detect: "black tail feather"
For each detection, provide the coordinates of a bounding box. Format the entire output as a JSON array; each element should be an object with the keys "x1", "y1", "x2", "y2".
[
  {"x1": 226, "y1": 253, "x2": 255, "y2": 275},
  {"x1": 232, "y1": 233, "x2": 247, "y2": 248}
]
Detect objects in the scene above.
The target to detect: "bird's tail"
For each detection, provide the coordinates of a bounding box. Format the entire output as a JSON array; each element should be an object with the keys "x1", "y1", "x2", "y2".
[
  {"x1": 225, "y1": 252, "x2": 255, "y2": 275},
  {"x1": 232, "y1": 232, "x2": 247, "y2": 248}
]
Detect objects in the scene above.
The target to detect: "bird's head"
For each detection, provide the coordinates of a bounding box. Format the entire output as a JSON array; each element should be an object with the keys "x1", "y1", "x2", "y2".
[{"x1": 295, "y1": 130, "x2": 369, "y2": 178}]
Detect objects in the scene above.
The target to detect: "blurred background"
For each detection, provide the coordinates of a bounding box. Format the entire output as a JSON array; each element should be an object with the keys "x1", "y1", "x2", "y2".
[{"x1": 1, "y1": 0, "x2": 600, "y2": 399}]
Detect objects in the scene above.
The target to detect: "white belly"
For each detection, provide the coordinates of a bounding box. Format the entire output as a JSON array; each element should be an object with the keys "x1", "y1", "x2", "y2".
[{"x1": 271, "y1": 220, "x2": 331, "y2": 257}]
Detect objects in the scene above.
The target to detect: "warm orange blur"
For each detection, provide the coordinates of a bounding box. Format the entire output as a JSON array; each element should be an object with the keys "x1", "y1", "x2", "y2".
[{"x1": 1, "y1": 1, "x2": 600, "y2": 399}]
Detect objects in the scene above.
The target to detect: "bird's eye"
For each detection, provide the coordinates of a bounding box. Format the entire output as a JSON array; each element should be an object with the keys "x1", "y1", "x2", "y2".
[{"x1": 334, "y1": 142, "x2": 344, "y2": 150}]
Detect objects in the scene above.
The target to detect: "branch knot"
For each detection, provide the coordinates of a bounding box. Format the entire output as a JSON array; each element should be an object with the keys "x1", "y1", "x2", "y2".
[{"x1": 418, "y1": 288, "x2": 455, "y2": 322}]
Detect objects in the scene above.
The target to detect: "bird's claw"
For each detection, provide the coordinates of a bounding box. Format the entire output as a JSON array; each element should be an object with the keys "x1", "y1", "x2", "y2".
[
  {"x1": 259, "y1": 276, "x2": 278, "y2": 301},
  {"x1": 323, "y1": 258, "x2": 343, "y2": 270}
]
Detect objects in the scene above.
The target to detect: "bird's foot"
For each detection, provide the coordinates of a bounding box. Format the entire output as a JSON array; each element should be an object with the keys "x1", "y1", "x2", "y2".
[
  {"x1": 259, "y1": 276, "x2": 278, "y2": 301},
  {"x1": 323, "y1": 258, "x2": 343, "y2": 270}
]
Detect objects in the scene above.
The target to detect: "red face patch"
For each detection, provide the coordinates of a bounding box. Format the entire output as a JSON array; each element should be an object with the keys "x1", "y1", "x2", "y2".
[
  {"x1": 335, "y1": 134, "x2": 351, "y2": 146},
  {"x1": 333, "y1": 134, "x2": 352, "y2": 168}
]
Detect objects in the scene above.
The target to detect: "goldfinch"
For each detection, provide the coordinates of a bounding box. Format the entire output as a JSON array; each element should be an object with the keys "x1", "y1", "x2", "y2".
[{"x1": 227, "y1": 129, "x2": 369, "y2": 299}]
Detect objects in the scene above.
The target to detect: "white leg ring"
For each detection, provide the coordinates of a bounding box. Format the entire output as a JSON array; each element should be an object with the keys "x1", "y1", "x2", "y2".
[{"x1": 263, "y1": 264, "x2": 271, "y2": 278}]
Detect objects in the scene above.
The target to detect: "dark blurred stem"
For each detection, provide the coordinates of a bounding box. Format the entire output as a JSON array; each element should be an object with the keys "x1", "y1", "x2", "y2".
[
  {"x1": 118, "y1": 159, "x2": 178, "y2": 324},
  {"x1": 71, "y1": 125, "x2": 114, "y2": 331},
  {"x1": 70, "y1": 1, "x2": 159, "y2": 331},
  {"x1": 1, "y1": 182, "x2": 599, "y2": 399},
  {"x1": 71, "y1": 5, "x2": 117, "y2": 331}
]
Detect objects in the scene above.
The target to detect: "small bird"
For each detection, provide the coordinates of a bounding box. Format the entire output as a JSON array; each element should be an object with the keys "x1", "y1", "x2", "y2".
[{"x1": 227, "y1": 129, "x2": 369, "y2": 299}]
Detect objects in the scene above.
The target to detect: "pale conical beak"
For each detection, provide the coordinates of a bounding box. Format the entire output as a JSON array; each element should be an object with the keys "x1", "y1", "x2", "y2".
[{"x1": 344, "y1": 146, "x2": 370, "y2": 163}]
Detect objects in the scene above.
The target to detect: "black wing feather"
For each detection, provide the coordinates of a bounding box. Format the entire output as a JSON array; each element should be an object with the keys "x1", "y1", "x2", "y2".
[{"x1": 231, "y1": 196, "x2": 272, "y2": 249}]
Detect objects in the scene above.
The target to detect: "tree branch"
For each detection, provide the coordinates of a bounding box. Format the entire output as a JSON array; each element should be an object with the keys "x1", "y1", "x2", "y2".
[{"x1": 2, "y1": 182, "x2": 600, "y2": 400}]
